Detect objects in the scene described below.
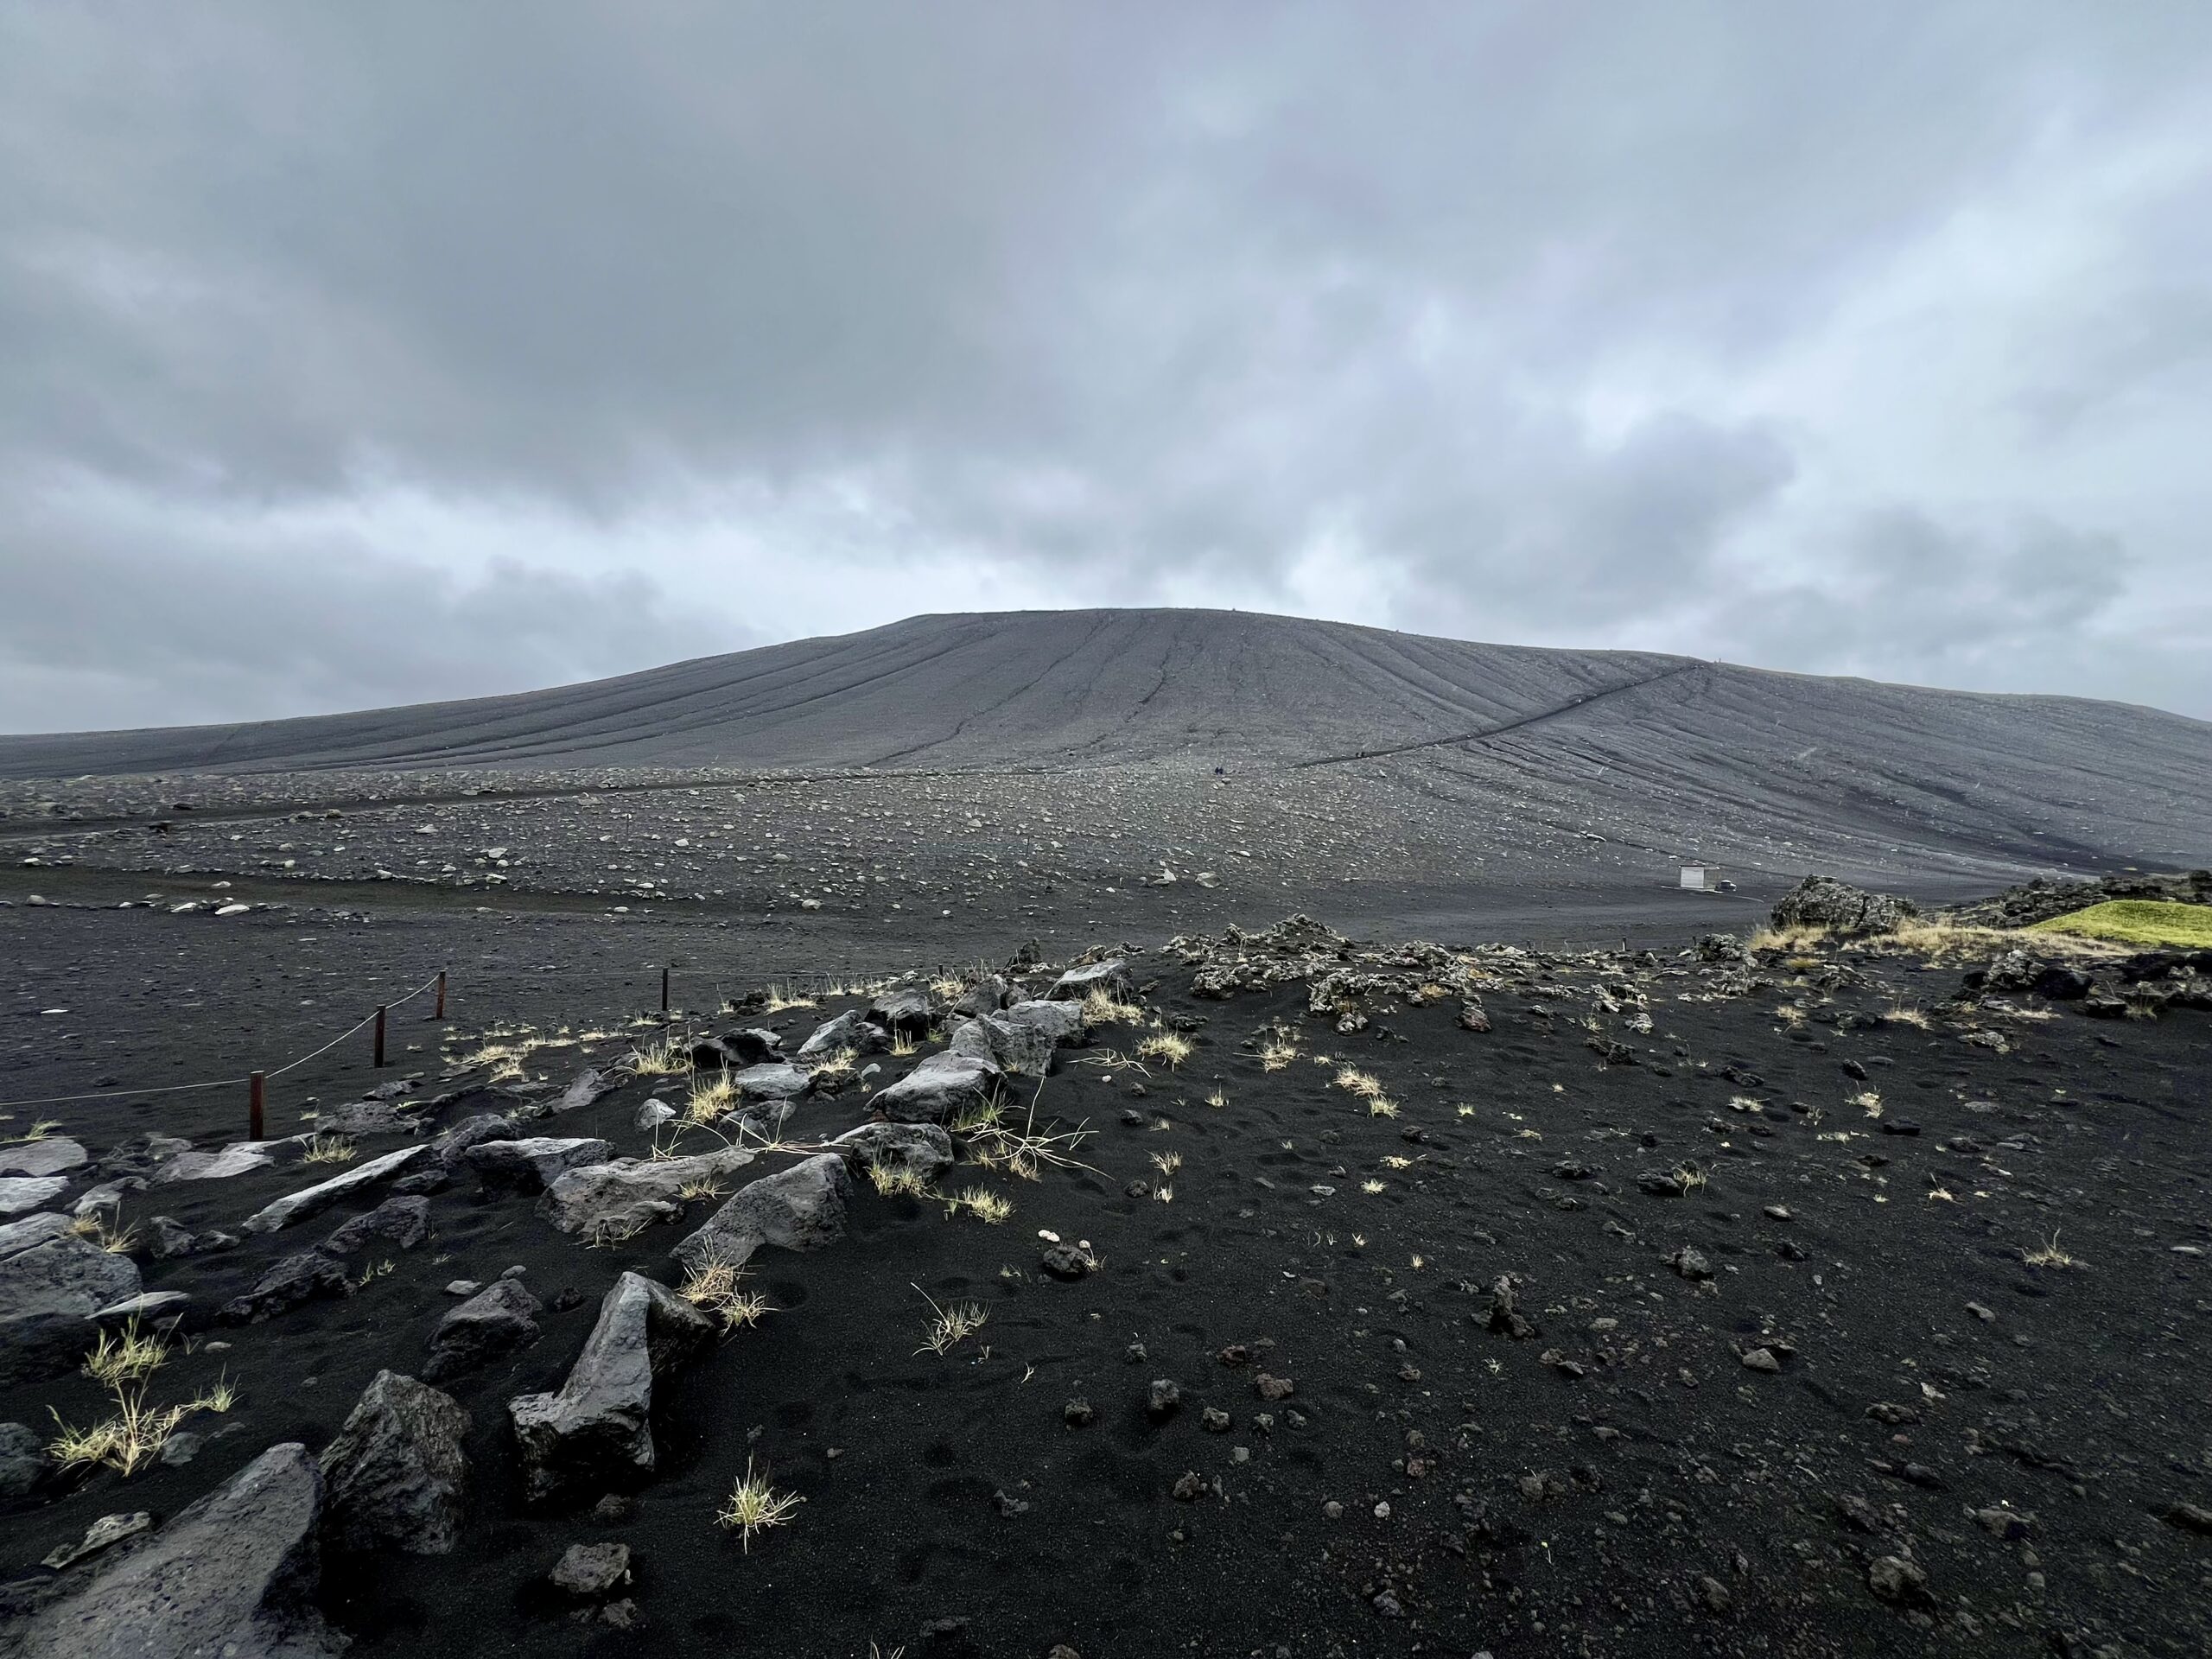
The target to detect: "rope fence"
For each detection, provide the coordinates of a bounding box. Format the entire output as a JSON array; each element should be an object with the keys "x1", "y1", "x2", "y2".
[{"x1": 0, "y1": 969, "x2": 448, "y2": 1137}]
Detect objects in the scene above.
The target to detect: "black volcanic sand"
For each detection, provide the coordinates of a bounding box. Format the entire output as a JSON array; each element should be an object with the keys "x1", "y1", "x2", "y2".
[{"x1": 4, "y1": 900, "x2": 2211, "y2": 1658}]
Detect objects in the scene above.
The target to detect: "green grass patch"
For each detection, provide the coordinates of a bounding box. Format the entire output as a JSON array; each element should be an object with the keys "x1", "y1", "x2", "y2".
[{"x1": 2029, "y1": 899, "x2": 2212, "y2": 950}]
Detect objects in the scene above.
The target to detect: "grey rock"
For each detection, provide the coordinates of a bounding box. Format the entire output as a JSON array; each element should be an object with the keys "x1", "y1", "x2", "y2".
[
  {"x1": 550, "y1": 1541, "x2": 631, "y2": 1596},
  {"x1": 0, "y1": 1177, "x2": 67, "y2": 1217},
  {"x1": 146, "y1": 1215, "x2": 200, "y2": 1259},
  {"x1": 239, "y1": 1145, "x2": 430, "y2": 1234},
  {"x1": 1040, "y1": 1245, "x2": 1091, "y2": 1281},
  {"x1": 319, "y1": 1370, "x2": 471, "y2": 1554},
  {"x1": 311, "y1": 1098, "x2": 419, "y2": 1137},
  {"x1": 796, "y1": 1009, "x2": 891, "y2": 1060},
  {"x1": 220, "y1": 1250, "x2": 350, "y2": 1324},
  {"x1": 0, "y1": 1442, "x2": 341, "y2": 1659},
  {"x1": 0, "y1": 1421, "x2": 49, "y2": 1499},
  {"x1": 952, "y1": 975, "x2": 1013, "y2": 1017},
  {"x1": 871, "y1": 1051, "x2": 1000, "y2": 1125},
  {"x1": 0, "y1": 1136, "x2": 89, "y2": 1178},
  {"x1": 948, "y1": 1013, "x2": 1055, "y2": 1077},
  {"x1": 42, "y1": 1511, "x2": 153, "y2": 1570},
  {"x1": 556, "y1": 1068, "x2": 622, "y2": 1114},
  {"x1": 0, "y1": 1233, "x2": 141, "y2": 1382},
  {"x1": 1866, "y1": 1554, "x2": 1929, "y2": 1603},
  {"x1": 1740, "y1": 1346, "x2": 1782, "y2": 1373},
  {"x1": 1048, "y1": 959, "x2": 1134, "y2": 1001},
  {"x1": 508, "y1": 1272, "x2": 714, "y2": 1503},
  {"x1": 1668, "y1": 1245, "x2": 1713, "y2": 1281},
  {"x1": 537, "y1": 1147, "x2": 760, "y2": 1239},
  {"x1": 634, "y1": 1099, "x2": 677, "y2": 1131},
  {"x1": 868, "y1": 988, "x2": 934, "y2": 1037},
  {"x1": 830, "y1": 1122, "x2": 955, "y2": 1186},
  {"x1": 463, "y1": 1136, "x2": 612, "y2": 1195},
  {"x1": 671, "y1": 1154, "x2": 853, "y2": 1275},
  {"x1": 731, "y1": 1062, "x2": 812, "y2": 1103},
  {"x1": 92, "y1": 1290, "x2": 190, "y2": 1325},
  {"x1": 0, "y1": 1210, "x2": 73, "y2": 1256},
  {"x1": 435, "y1": 1113, "x2": 519, "y2": 1168},
  {"x1": 153, "y1": 1141, "x2": 281, "y2": 1183},
  {"x1": 999, "y1": 998, "x2": 1088, "y2": 1046},
  {"x1": 1147, "y1": 1377, "x2": 1182, "y2": 1421},
  {"x1": 423, "y1": 1277, "x2": 543, "y2": 1383},
  {"x1": 319, "y1": 1195, "x2": 431, "y2": 1255}
]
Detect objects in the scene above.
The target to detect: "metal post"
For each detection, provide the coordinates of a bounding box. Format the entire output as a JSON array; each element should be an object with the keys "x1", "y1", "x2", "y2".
[
  {"x1": 661, "y1": 966, "x2": 671, "y2": 1015},
  {"x1": 434, "y1": 969, "x2": 447, "y2": 1021},
  {"x1": 249, "y1": 1071, "x2": 265, "y2": 1141},
  {"x1": 374, "y1": 1004, "x2": 388, "y2": 1067}
]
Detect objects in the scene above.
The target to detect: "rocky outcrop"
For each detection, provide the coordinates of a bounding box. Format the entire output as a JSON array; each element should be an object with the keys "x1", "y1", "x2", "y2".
[
  {"x1": 671, "y1": 1154, "x2": 853, "y2": 1275},
  {"x1": 319, "y1": 1370, "x2": 471, "y2": 1554},
  {"x1": 423, "y1": 1275, "x2": 543, "y2": 1383},
  {"x1": 870, "y1": 1051, "x2": 1000, "y2": 1124},
  {"x1": 1949, "y1": 867, "x2": 2212, "y2": 929},
  {"x1": 238, "y1": 1145, "x2": 430, "y2": 1234},
  {"x1": 0, "y1": 1230, "x2": 142, "y2": 1382},
  {"x1": 0, "y1": 1442, "x2": 341, "y2": 1659},
  {"x1": 1769, "y1": 875, "x2": 1918, "y2": 937},
  {"x1": 537, "y1": 1147, "x2": 760, "y2": 1238},
  {"x1": 508, "y1": 1272, "x2": 714, "y2": 1503}
]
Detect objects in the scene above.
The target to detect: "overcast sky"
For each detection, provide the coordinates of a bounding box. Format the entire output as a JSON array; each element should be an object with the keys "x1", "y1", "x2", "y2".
[{"x1": 4, "y1": 3, "x2": 2209, "y2": 734}]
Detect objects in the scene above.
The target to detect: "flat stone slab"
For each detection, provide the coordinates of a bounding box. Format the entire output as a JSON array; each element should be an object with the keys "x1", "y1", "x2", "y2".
[
  {"x1": 0, "y1": 1137, "x2": 89, "y2": 1179},
  {"x1": 154, "y1": 1141, "x2": 279, "y2": 1183},
  {"x1": 239, "y1": 1145, "x2": 430, "y2": 1234},
  {"x1": 0, "y1": 1178, "x2": 67, "y2": 1218}
]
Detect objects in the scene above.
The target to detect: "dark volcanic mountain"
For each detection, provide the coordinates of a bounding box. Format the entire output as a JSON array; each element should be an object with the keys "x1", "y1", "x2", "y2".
[{"x1": 3, "y1": 608, "x2": 2209, "y2": 878}]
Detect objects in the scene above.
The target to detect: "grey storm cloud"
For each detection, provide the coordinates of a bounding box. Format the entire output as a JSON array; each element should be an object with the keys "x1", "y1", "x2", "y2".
[{"x1": 3, "y1": 2, "x2": 2210, "y2": 730}]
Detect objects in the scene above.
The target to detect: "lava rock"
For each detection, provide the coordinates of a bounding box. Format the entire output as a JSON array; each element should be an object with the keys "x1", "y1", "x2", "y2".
[
  {"x1": 0, "y1": 1443, "x2": 341, "y2": 1658},
  {"x1": 423, "y1": 1276, "x2": 544, "y2": 1383},
  {"x1": 319, "y1": 1370, "x2": 471, "y2": 1554},
  {"x1": 508, "y1": 1272, "x2": 715, "y2": 1503},
  {"x1": 319, "y1": 1195, "x2": 431, "y2": 1256},
  {"x1": 671, "y1": 1153, "x2": 852, "y2": 1276}
]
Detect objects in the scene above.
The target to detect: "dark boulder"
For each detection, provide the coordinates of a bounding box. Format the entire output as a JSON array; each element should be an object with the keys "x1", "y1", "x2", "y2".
[
  {"x1": 423, "y1": 1276, "x2": 543, "y2": 1383},
  {"x1": 508, "y1": 1272, "x2": 715, "y2": 1503},
  {"x1": 319, "y1": 1370, "x2": 471, "y2": 1554}
]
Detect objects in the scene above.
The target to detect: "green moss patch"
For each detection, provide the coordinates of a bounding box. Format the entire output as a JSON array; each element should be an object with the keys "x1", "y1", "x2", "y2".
[{"x1": 2029, "y1": 899, "x2": 2212, "y2": 949}]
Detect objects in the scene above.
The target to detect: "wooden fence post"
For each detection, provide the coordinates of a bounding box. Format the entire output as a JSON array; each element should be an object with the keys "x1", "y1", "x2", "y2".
[
  {"x1": 249, "y1": 1071, "x2": 265, "y2": 1141},
  {"x1": 374, "y1": 1004, "x2": 387, "y2": 1068}
]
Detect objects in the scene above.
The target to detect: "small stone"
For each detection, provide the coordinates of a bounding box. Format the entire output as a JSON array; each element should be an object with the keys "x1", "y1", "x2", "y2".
[
  {"x1": 591, "y1": 1492, "x2": 639, "y2": 1523},
  {"x1": 1370, "y1": 1591, "x2": 1404, "y2": 1618},
  {"x1": 42, "y1": 1511, "x2": 152, "y2": 1570},
  {"x1": 1322, "y1": 1500, "x2": 1343, "y2": 1519},
  {"x1": 1200, "y1": 1407, "x2": 1231, "y2": 1433},
  {"x1": 1255, "y1": 1372, "x2": 1295, "y2": 1401},
  {"x1": 551, "y1": 1541, "x2": 632, "y2": 1597},
  {"x1": 1740, "y1": 1347, "x2": 1781, "y2": 1373},
  {"x1": 1866, "y1": 1554, "x2": 1929, "y2": 1603},
  {"x1": 1171, "y1": 1471, "x2": 1205, "y2": 1502},
  {"x1": 1040, "y1": 1245, "x2": 1090, "y2": 1281},
  {"x1": 2163, "y1": 1503, "x2": 2212, "y2": 1535},
  {"x1": 1966, "y1": 1301, "x2": 1995, "y2": 1322},
  {"x1": 1147, "y1": 1378, "x2": 1182, "y2": 1421},
  {"x1": 1694, "y1": 1574, "x2": 1732, "y2": 1615},
  {"x1": 1062, "y1": 1398, "x2": 1095, "y2": 1428}
]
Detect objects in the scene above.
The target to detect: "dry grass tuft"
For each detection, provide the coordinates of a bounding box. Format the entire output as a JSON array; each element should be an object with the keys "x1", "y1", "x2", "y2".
[
  {"x1": 913, "y1": 1284, "x2": 988, "y2": 1355},
  {"x1": 631, "y1": 1033, "x2": 694, "y2": 1077},
  {"x1": 680, "y1": 1257, "x2": 774, "y2": 1331},
  {"x1": 48, "y1": 1324, "x2": 233, "y2": 1476},
  {"x1": 1204, "y1": 1090, "x2": 1227, "y2": 1109},
  {"x1": 2021, "y1": 1231, "x2": 2078, "y2": 1269},
  {"x1": 1851, "y1": 1090, "x2": 1884, "y2": 1118},
  {"x1": 868, "y1": 1160, "x2": 931, "y2": 1198},
  {"x1": 762, "y1": 985, "x2": 819, "y2": 1014},
  {"x1": 1332, "y1": 1066, "x2": 1384, "y2": 1099},
  {"x1": 944, "y1": 1185, "x2": 1012, "y2": 1224},
  {"x1": 687, "y1": 1074, "x2": 738, "y2": 1124},
  {"x1": 1082, "y1": 988, "x2": 1145, "y2": 1027},
  {"x1": 1136, "y1": 1032, "x2": 1192, "y2": 1069},
  {"x1": 717, "y1": 1454, "x2": 803, "y2": 1550},
  {"x1": 301, "y1": 1134, "x2": 358, "y2": 1166}
]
